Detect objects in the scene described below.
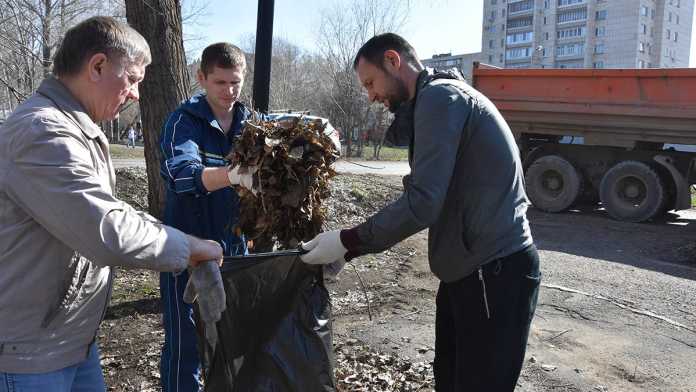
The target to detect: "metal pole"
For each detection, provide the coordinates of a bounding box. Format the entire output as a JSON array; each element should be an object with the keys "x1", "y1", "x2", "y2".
[{"x1": 252, "y1": 0, "x2": 274, "y2": 114}]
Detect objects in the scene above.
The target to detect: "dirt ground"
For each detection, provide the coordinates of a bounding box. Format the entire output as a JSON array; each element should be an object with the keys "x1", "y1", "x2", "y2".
[{"x1": 107, "y1": 168, "x2": 696, "y2": 391}]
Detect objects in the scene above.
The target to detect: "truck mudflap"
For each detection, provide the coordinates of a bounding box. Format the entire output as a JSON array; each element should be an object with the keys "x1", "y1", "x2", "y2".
[{"x1": 653, "y1": 155, "x2": 691, "y2": 211}]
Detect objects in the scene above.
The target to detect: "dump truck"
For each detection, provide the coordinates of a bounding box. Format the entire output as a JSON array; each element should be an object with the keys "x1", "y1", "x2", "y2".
[{"x1": 472, "y1": 62, "x2": 696, "y2": 222}]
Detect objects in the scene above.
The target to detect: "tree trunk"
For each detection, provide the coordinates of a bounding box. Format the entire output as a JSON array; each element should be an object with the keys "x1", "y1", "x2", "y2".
[
  {"x1": 124, "y1": 0, "x2": 190, "y2": 219},
  {"x1": 41, "y1": 0, "x2": 53, "y2": 77}
]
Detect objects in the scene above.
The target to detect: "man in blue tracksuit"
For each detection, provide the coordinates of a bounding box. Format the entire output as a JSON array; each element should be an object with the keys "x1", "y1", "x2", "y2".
[{"x1": 158, "y1": 42, "x2": 255, "y2": 392}]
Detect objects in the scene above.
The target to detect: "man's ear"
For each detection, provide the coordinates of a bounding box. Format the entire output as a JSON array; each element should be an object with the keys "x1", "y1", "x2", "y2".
[
  {"x1": 383, "y1": 50, "x2": 402, "y2": 72},
  {"x1": 197, "y1": 69, "x2": 206, "y2": 84},
  {"x1": 86, "y1": 53, "x2": 108, "y2": 82}
]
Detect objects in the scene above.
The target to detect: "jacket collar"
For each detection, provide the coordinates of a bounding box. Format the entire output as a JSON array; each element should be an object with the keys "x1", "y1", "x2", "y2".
[
  {"x1": 36, "y1": 76, "x2": 103, "y2": 140},
  {"x1": 181, "y1": 94, "x2": 248, "y2": 135}
]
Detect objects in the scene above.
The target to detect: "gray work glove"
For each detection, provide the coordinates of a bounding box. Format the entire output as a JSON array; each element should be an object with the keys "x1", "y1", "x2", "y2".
[{"x1": 183, "y1": 260, "x2": 226, "y2": 348}]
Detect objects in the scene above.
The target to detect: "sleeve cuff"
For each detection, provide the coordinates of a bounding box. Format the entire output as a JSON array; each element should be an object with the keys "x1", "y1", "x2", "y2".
[
  {"x1": 157, "y1": 225, "x2": 191, "y2": 272},
  {"x1": 340, "y1": 228, "x2": 362, "y2": 262},
  {"x1": 192, "y1": 166, "x2": 210, "y2": 195}
]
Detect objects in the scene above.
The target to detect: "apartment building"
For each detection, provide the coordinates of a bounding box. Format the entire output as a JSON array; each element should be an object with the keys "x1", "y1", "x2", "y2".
[
  {"x1": 481, "y1": 0, "x2": 694, "y2": 68},
  {"x1": 421, "y1": 52, "x2": 482, "y2": 81}
]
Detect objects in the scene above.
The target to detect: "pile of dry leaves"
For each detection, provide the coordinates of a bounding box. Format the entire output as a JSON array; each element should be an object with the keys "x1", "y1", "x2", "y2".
[{"x1": 227, "y1": 116, "x2": 339, "y2": 249}]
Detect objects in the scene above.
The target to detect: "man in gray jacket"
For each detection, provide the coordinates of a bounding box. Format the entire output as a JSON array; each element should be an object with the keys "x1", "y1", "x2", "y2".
[
  {"x1": 0, "y1": 17, "x2": 224, "y2": 391},
  {"x1": 301, "y1": 33, "x2": 540, "y2": 391}
]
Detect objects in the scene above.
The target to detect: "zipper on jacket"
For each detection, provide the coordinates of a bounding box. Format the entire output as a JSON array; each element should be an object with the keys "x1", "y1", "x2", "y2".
[{"x1": 478, "y1": 267, "x2": 491, "y2": 319}]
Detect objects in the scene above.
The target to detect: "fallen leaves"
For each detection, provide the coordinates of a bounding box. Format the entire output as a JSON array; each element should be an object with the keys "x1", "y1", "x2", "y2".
[{"x1": 228, "y1": 116, "x2": 339, "y2": 249}]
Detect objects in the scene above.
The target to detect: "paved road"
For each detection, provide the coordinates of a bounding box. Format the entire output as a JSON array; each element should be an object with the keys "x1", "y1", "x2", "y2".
[{"x1": 112, "y1": 158, "x2": 411, "y2": 176}]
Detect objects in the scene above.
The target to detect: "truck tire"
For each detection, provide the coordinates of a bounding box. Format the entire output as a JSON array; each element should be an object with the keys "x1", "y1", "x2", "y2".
[
  {"x1": 525, "y1": 155, "x2": 583, "y2": 212},
  {"x1": 599, "y1": 161, "x2": 665, "y2": 222}
]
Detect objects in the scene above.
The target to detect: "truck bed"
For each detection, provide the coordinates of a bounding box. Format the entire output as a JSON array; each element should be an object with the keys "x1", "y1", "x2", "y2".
[{"x1": 472, "y1": 63, "x2": 696, "y2": 147}]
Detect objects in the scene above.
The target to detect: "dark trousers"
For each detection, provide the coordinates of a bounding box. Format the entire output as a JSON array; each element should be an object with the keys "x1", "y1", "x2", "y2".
[{"x1": 434, "y1": 245, "x2": 540, "y2": 392}]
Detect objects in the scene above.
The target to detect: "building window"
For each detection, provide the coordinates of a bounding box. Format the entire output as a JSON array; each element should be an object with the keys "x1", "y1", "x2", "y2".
[
  {"x1": 558, "y1": 0, "x2": 585, "y2": 7},
  {"x1": 489, "y1": 40, "x2": 494, "y2": 49},
  {"x1": 558, "y1": 0, "x2": 584, "y2": 6},
  {"x1": 642, "y1": 24, "x2": 647, "y2": 34},
  {"x1": 593, "y1": 61, "x2": 604, "y2": 68},
  {"x1": 556, "y1": 42, "x2": 585, "y2": 57},
  {"x1": 639, "y1": 42, "x2": 645, "y2": 52},
  {"x1": 595, "y1": 26, "x2": 606, "y2": 37},
  {"x1": 509, "y1": 0, "x2": 534, "y2": 13},
  {"x1": 506, "y1": 46, "x2": 533, "y2": 60},
  {"x1": 594, "y1": 44, "x2": 605, "y2": 54},
  {"x1": 558, "y1": 26, "x2": 586, "y2": 39},
  {"x1": 506, "y1": 31, "x2": 534, "y2": 44},
  {"x1": 668, "y1": 12, "x2": 672, "y2": 22},
  {"x1": 507, "y1": 17, "x2": 533, "y2": 29},
  {"x1": 667, "y1": 29, "x2": 671, "y2": 40},
  {"x1": 595, "y1": 10, "x2": 607, "y2": 20},
  {"x1": 640, "y1": 6, "x2": 649, "y2": 16},
  {"x1": 491, "y1": 10, "x2": 497, "y2": 20},
  {"x1": 558, "y1": 8, "x2": 587, "y2": 23},
  {"x1": 638, "y1": 60, "x2": 645, "y2": 68},
  {"x1": 491, "y1": 0, "x2": 497, "y2": 4},
  {"x1": 674, "y1": 31, "x2": 678, "y2": 42}
]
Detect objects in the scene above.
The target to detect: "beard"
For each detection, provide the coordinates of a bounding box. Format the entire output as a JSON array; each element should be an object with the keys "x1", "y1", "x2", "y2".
[{"x1": 385, "y1": 75, "x2": 410, "y2": 113}]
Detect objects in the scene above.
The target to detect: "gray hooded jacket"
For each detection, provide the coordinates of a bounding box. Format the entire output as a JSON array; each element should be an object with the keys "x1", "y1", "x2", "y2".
[{"x1": 352, "y1": 70, "x2": 533, "y2": 282}]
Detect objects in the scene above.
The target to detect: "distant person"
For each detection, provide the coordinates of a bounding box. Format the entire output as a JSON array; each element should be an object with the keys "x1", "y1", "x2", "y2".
[
  {"x1": 300, "y1": 33, "x2": 540, "y2": 391},
  {"x1": 0, "y1": 16, "x2": 225, "y2": 392},
  {"x1": 127, "y1": 125, "x2": 136, "y2": 148}
]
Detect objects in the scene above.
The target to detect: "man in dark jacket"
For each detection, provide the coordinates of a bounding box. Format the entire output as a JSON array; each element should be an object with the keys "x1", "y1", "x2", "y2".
[
  {"x1": 158, "y1": 42, "x2": 254, "y2": 392},
  {"x1": 301, "y1": 33, "x2": 540, "y2": 391}
]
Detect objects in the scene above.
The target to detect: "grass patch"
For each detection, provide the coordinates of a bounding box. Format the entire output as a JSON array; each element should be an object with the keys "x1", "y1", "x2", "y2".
[
  {"x1": 344, "y1": 145, "x2": 408, "y2": 161},
  {"x1": 376, "y1": 146, "x2": 409, "y2": 161},
  {"x1": 109, "y1": 143, "x2": 145, "y2": 160}
]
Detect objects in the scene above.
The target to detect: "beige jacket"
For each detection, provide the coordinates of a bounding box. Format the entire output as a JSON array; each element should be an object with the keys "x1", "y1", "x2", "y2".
[{"x1": 0, "y1": 77, "x2": 190, "y2": 373}]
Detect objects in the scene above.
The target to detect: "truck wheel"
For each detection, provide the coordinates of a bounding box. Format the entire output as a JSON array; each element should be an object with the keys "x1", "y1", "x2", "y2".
[
  {"x1": 599, "y1": 161, "x2": 665, "y2": 222},
  {"x1": 525, "y1": 155, "x2": 583, "y2": 212}
]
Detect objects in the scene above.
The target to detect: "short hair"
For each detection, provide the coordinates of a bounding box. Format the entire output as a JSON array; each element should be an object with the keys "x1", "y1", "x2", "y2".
[
  {"x1": 353, "y1": 33, "x2": 420, "y2": 70},
  {"x1": 199, "y1": 43, "x2": 246, "y2": 77},
  {"x1": 52, "y1": 16, "x2": 151, "y2": 77}
]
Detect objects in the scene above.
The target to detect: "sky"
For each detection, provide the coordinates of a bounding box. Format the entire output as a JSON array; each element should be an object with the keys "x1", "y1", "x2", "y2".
[{"x1": 183, "y1": 0, "x2": 696, "y2": 67}]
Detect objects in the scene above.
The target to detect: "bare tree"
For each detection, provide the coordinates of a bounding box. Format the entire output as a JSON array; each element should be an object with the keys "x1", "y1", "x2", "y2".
[
  {"x1": 124, "y1": 0, "x2": 189, "y2": 219},
  {"x1": 0, "y1": 0, "x2": 110, "y2": 113},
  {"x1": 314, "y1": 0, "x2": 409, "y2": 157}
]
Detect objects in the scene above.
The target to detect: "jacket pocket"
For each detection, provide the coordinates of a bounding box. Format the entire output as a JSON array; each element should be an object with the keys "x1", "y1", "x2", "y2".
[{"x1": 41, "y1": 252, "x2": 90, "y2": 328}]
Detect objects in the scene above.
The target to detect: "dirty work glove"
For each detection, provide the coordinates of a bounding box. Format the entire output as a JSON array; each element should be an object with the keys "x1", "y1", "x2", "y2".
[
  {"x1": 183, "y1": 261, "x2": 226, "y2": 348},
  {"x1": 300, "y1": 230, "x2": 347, "y2": 266},
  {"x1": 227, "y1": 165, "x2": 257, "y2": 194}
]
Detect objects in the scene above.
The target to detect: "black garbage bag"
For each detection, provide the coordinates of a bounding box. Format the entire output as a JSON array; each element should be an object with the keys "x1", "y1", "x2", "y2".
[{"x1": 196, "y1": 255, "x2": 335, "y2": 392}]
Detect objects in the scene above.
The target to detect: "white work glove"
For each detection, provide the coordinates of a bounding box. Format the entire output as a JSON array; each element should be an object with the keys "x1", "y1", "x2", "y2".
[
  {"x1": 324, "y1": 259, "x2": 346, "y2": 278},
  {"x1": 227, "y1": 165, "x2": 257, "y2": 194},
  {"x1": 300, "y1": 230, "x2": 347, "y2": 267},
  {"x1": 183, "y1": 261, "x2": 226, "y2": 348}
]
